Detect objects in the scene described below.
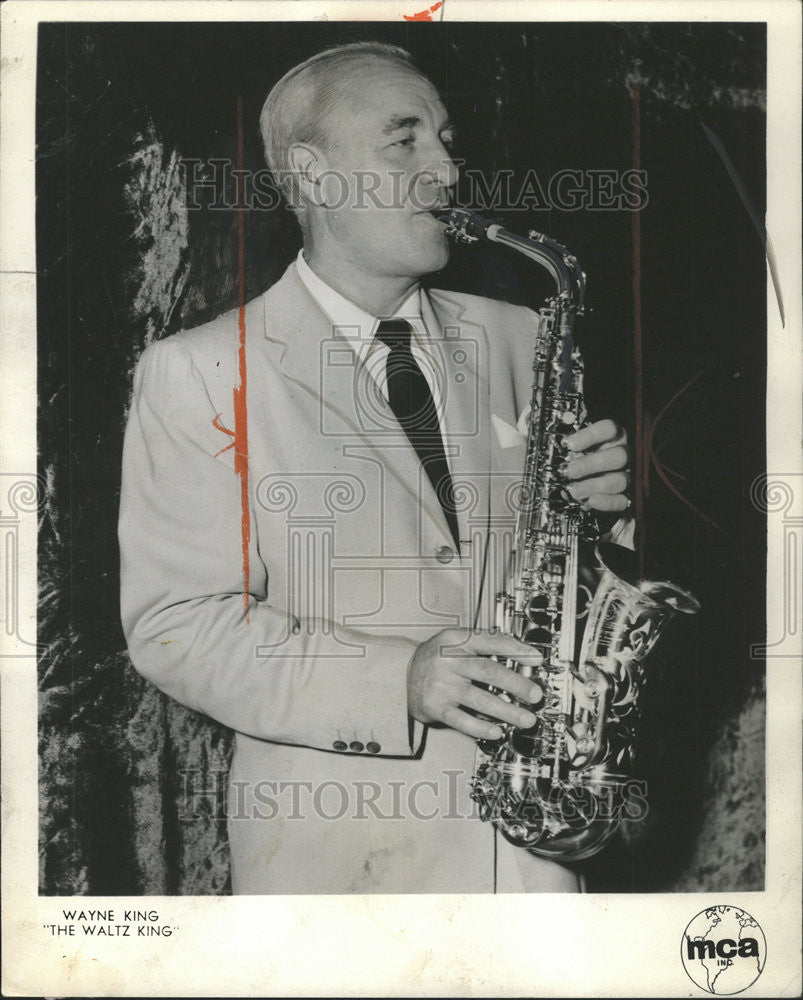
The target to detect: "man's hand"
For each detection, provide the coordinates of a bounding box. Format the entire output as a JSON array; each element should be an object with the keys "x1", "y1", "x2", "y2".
[
  {"x1": 562, "y1": 418, "x2": 630, "y2": 513},
  {"x1": 407, "y1": 628, "x2": 545, "y2": 740}
]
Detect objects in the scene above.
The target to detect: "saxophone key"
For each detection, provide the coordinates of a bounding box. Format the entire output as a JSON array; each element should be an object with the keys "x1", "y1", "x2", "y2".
[
  {"x1": 477, "y1": 734, "x2": 505, "y2": 755},
  {"x1": 510, "y1": 722, "x2": 548, "y2": 759},
  {"x1": 521, "y1": 624, "x2": 552, "y2": 646}
]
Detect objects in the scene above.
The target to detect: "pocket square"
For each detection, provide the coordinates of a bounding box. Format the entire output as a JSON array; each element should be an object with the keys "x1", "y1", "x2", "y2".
[{"x1": 491, "y1": 413, "x2": 527, "y2": 449}]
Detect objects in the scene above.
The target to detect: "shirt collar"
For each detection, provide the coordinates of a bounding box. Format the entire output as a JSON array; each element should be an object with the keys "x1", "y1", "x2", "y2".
[{"x1": 296, "y1": 249, "x2": 423, "y2": 340}]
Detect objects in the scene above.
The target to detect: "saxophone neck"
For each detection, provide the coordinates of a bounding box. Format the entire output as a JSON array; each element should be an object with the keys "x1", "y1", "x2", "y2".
[
  {"x1": 488, "y1": 226, "x2": 586, "y2": 312},
  {"x1": 435, "y1": 206, "x2": 586, "y2": 311}
]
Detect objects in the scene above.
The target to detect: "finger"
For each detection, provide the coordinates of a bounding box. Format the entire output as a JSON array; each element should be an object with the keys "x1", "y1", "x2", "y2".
[
  {"x1": 568, "y1": 470, "x2": 628, "y2": 502},
  {"x1": 564, "y1": 418, "x2": 621, "y2": 452},
  {"x1": 462, "y1": 656, "x2": 545, "y2": 704},
  {"x1": 598, "y1": 426, "x2": 628, "y2": 451},
  {"x1": 563, "y1": 445, "x2": 628, "y2": 480},
  {"x1": 462, "y1": 631, "x2": 544, "y2": 666},
  {"x1": 441, "y1": 704, "x2": 505, "y2": 741},
  {"x1": 584, "y1": 491, "x2": 631, "y2": 513},
  {"x1": 462, "y1": 685, "x2": 537, "y2": 728}
]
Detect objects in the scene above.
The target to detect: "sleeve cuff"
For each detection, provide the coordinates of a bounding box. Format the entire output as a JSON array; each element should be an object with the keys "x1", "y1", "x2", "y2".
[
  {"x1": 602, "y1": 514, "x2": 636, "y2": 551},
  {"x1": 408, "y1": 715, "x2": 426, "y2": 756}
]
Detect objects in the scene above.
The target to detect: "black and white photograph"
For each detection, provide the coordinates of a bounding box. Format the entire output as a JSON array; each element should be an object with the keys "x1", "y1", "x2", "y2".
[{"x1": 2, "y1": 1, "x2": 800, "y2": 996}]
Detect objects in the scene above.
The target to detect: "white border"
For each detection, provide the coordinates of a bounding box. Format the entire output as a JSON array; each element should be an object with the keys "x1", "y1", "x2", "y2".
[{"x1": 1, "y1": 2, "x2": 800, "y2": 996}]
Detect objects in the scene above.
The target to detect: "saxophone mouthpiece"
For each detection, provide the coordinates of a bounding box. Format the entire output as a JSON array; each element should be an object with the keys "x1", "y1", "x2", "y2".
[{"x1": 435, "y1": 207, "x2": 493, "y2": 243}]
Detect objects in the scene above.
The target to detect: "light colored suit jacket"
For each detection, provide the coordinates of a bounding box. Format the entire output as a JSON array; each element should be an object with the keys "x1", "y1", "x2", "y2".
[{"x1": 119, "y1": 261, "x2": 580, "y2": 893}]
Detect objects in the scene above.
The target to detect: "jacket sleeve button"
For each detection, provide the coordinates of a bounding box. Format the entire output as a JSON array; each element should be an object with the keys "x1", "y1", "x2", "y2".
[
  {"x1": 366, "y1": 741, "x2": 381, "y2": 754},
  {"x1": 435, "y1": 545, "x2": 455, "y2": 564},
  {"x1": 349, "y1": 741, "x2": 365, "y2": 753},
  {"x1": 333, "y1": 740, "x2": 347, "y2": 751}
]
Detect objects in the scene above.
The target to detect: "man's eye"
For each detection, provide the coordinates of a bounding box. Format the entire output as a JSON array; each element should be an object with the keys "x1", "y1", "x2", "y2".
[{"x1": 393, "y1": 135, "x2": 415, "y2": 148}]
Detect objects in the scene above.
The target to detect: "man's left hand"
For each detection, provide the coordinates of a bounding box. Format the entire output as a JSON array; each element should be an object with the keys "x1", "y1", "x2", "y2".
[{"x1": 562, "y1": 418, "x2": 630, "y2": 513}]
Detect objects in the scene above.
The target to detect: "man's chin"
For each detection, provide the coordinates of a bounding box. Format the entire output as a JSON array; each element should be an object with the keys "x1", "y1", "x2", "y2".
[
  {"x1": 427, "y1": 243, "x2": 451, "y2": 274},
  {"x1": 414, "y1": 224, "x2": 451, "y2": 274}
]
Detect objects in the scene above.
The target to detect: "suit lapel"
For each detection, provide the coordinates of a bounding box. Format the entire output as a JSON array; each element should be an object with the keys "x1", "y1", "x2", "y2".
[
  {"x1": 425, "y1": 289, "x2": 492, "y2": 553},
  {"x1": 258, "y1": 264, "x2": 457, "y2": 546}
]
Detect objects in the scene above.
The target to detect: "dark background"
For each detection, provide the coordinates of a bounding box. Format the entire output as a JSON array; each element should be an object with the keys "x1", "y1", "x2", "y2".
[{"x1": 37, "y1": 20, "x2": 766, "y2": 894}]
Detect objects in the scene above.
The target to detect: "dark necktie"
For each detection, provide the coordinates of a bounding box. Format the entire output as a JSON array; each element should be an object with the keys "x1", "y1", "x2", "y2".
[{"x1": 375, "y1": 319, "x2": 460, "y2": 550}]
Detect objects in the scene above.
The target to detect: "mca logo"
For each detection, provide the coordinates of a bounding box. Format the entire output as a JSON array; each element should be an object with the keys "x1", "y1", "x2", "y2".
[{"x1": 681, "y1": 906, "x2": 766, "y2": 995}]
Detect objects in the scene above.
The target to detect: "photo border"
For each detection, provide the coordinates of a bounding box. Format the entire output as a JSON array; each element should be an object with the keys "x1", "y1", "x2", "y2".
[{"x1": 2, "y1": 1, "x2": 800, "y2": 995}]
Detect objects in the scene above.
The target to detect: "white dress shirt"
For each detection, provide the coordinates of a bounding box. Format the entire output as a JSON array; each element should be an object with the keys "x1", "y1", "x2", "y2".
[{"x1": 295, "y1": 249, "x2": 445, "y2": 422}]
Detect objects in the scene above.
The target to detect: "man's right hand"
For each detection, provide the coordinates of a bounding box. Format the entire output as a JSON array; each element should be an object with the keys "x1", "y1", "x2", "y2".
[{"x1": 407, "y1": 628, "x2": 545, "y2": 740}]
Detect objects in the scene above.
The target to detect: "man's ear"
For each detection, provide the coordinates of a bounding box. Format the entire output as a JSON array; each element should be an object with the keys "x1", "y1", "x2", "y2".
[{"x1": 287, "y1": 143, "x2": 327, "y2": 207}]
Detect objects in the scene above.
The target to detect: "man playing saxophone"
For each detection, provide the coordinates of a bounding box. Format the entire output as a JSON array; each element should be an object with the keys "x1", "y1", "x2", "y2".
[{"x1": 119, "y1": 41, "x2": 630, "y2": 894}]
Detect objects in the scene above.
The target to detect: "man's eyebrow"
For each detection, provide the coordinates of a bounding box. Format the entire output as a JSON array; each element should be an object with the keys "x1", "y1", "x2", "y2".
[
  {"x1": 381, "y1": 115, "x2": 457, "y2": 136},
  {"x1": 382, "y1": 115, "x2": 423, "y2": 135}
]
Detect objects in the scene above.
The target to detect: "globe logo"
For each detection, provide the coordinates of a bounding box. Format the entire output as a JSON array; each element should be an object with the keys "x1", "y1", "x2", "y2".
[{"x1": 681, "y1": 905, "x2": 766, "y2": 995}]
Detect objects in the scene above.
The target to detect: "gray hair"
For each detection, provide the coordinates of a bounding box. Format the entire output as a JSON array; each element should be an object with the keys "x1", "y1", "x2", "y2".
[{"x1": 259, "y1": 42, "x2": 422, "y2": 213}]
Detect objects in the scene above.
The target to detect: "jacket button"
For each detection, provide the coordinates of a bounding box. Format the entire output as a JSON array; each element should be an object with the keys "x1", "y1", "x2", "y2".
[
  {"x1": 349, "y1": 741, "x2": 364, "y2": 753},
  {"x1": 366, "y1": 741, "x2": 381, "y2": 754},
  {"x1": 333, "y1": 740, "x2": 347, "y2": 751},
  {"x1": 435, "y1": 545, "x2": 454, "y2": 564}
]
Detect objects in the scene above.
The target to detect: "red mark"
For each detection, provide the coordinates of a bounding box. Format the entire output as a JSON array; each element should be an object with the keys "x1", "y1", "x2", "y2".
[
  {"x1": 631, "y1": 89, "x2": 726, "y2": 548},
  {"x1": 646, "y1": 370, "x2": 728, "y2": 537},
  {"x1": 403, "y1": 1, "x2": 442, "y2": 21},
  {"x1": 631, "y1": 86, "x2": 645, "y2": 579},
  {"x1": 212, "y1": 413, "x2": 235, "y2": 458},
  {"x1": 234, "y1": 96, "x2": 250, "y2": 620}
]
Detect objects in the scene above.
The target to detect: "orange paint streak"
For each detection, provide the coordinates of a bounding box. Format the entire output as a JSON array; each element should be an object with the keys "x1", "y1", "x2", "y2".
[
  {"x1": 403, "y1": 1, "x2": 442, "y2": 20},
  {"x1": 212, "y1": 412, "x2": 235, "y2": 458},
  {"x1": 234, "y1": 96, "x2": 250, "y2": 620}
]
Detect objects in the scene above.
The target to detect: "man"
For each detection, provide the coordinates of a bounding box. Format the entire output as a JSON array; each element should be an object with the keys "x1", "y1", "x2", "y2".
[{"x1": 119, "y1": 42, "x2": 629, "y2": 894}]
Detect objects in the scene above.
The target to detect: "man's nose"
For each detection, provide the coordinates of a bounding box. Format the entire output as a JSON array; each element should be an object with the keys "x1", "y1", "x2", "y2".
[
  {"x1": 430, "y1": 143, "x2": 459, "y2": 189},
  {"x1": 412, "y1": 152, "x2": 458, "y2": 208}
]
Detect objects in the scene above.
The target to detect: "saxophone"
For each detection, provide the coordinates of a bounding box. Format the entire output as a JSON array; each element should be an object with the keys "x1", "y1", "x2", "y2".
[{"x1": 436, "y1": 208, "x2": 700, "y2": 860}]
